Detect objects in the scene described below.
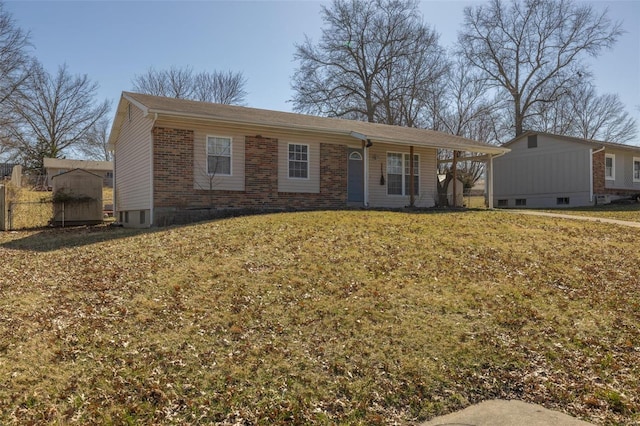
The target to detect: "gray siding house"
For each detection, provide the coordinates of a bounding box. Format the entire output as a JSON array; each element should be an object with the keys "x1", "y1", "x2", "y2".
[{"x1": 493, "y1": 132, "x2": 640, "y2": 209}]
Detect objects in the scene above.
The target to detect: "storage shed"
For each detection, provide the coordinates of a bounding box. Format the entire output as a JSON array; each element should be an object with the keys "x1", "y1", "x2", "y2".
[{"x1": 51, "y1": 169, "x2": 103, "y2": 226}]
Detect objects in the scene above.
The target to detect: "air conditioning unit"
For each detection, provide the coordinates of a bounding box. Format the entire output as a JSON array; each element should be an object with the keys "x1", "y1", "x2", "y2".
[{"x1": 595, "y1": 194, "x2": 610, "y2": 205}]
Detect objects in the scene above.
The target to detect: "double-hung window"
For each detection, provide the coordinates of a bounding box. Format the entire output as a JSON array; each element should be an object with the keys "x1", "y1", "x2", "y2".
[
  {"x1": 387, "y1": 152, "x2": 419, "y2": 196},
  {"x1": 634, "y1": 157, "x2": 640, "y2": 182},
  {"x1": 207, "y1": 136, "x2": 232, "y2": 176},
  {"x1": 605, "y1": 154, "x2": 615, "y2": 180},
  {"x1": 288, "y1": 144, "x2": 308, "y2": 179}
]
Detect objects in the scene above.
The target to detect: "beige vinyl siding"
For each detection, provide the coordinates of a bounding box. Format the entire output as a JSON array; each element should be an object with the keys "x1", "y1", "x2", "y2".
[
  {"x1": 368, "y1": 143, "x2": 437, "y2": 208},
  {"x1": 278, "y1": 140, "x2": 320, "y2": 193},
  {"x1": 155, "y1": 120, "x2": 246, "y2": 192},
  {"x1": 193, "y1": 131, "x2": 245, "y2": 191},
  {"x1": 156, "y1": 119, "x2": 353, "y2": 194},
  {"x1": 114, "y1": 102, "x2": 154, "y2": 211}
]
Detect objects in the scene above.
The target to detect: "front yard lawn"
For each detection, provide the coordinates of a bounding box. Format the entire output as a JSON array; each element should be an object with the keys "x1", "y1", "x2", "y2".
[{"x1": 0, "y1": 210, "x2": 638, "y2": 425}]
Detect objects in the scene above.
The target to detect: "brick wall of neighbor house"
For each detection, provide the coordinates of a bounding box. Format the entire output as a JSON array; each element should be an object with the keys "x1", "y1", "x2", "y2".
[
  {"x1": 592, "y1": 150, "x2": 606, "y2": 195},
  {"x1": 592, "y1": 149, "x2": 640, "y2": 198},
  {"x1": 153, "y1": 130, "x2": 348, "y2": 226}
]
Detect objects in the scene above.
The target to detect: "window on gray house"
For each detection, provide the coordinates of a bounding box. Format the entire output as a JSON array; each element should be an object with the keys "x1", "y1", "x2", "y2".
[
  {"x1": 527, "y1": 135, "x2": 537, "y2": 148},
  {"x1": 515, "y1": 199, "x2": 526, "y2": 206}
]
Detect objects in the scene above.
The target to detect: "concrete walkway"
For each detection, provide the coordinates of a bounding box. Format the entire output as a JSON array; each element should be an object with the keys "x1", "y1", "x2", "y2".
[
  {"x1": 420, "y1": 399, "x2": 593, "y2": 426},
  {"x1": 506, "y1": 209, "x2": 640, "y2": 228}
]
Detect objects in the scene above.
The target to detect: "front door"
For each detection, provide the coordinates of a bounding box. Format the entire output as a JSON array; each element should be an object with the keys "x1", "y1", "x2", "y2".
[{"x1": 347, "y1": 148, "x2": 364, "y2": 203}]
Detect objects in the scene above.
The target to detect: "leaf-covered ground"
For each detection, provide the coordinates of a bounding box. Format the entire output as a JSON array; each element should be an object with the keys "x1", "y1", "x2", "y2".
[{"x1": 0, "y1": 210, "x2": 638, "y2": 425}]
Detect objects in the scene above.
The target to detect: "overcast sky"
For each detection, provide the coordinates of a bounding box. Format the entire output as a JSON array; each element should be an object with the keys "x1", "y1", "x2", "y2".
[{"x1": 6, "y1": 0, "x2": 640, "y2": 144}]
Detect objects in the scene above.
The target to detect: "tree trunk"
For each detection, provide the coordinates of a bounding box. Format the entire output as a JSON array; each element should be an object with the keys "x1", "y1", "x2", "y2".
[{"x1": 514, "y1": 95, "x2": 524, "y2": 136}]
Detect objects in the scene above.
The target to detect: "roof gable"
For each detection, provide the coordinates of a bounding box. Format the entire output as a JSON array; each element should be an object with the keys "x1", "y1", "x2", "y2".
[
  {"x1": 50, "y1": 168, "x2": 103, "y2": 180},
  {"x1": 504, "y1": 131, "x2": 640, "y2": 154}
]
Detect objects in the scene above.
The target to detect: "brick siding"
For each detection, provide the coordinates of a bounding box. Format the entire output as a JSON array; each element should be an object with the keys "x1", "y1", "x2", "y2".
[
  {"x1": 592, "y1": 150, "x2": 606, "y2": 195},
  {"x1": 152, "y1": 129, "x2": 348, "y2": 226},
  {"x1": 592, "y1": 149, "x2": 640, "y2": 198}
]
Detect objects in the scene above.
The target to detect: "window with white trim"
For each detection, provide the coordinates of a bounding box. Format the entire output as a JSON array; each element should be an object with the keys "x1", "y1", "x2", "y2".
[
  {"x1": 387, "y1": 152, "x2": 419, "y2": 196},
  {"x1": 288, "y1": 144, "x2": 309, "y2": 179},
  {"x1": 207, "y1": 136, "x2": 232, "y2": 176},
  {"x1": 633, "y1": 157, "x2": 640, "y2": 182},
  {"x1": 605, "y1": 154, "x2": 615, "y2": 180}
]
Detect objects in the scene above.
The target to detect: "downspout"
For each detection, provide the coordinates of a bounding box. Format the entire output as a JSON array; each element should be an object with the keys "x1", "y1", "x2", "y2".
[
  {"x1": 452, "y1": 150, "x2": 458, "y2": 207},
  {"x1": 149, "y1": 112, "x2": 158, "y2": 226},
  {"x1": 487, "y1": 151, "x2": 507, "y2": 209},
  {"x1": 364, "y1": 139, "x2": 373, "y2": 207},
  {"x1": 590, "y1": 146, "x2": 605, "y2": 203}
]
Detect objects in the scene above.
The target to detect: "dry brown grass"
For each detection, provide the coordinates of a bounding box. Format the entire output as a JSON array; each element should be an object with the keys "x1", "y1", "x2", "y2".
[{"x1": 0, "y1": 210, "x2": 638, "y2": 425}]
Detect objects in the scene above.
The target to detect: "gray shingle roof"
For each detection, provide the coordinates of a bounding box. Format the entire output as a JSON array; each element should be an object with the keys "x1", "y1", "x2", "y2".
[
  {"x1": 505, "y1": 131, "x2": 640, "y2": 153},
  {"x1": 113, "y1": 92, "x2": 508, "y2": 155}
]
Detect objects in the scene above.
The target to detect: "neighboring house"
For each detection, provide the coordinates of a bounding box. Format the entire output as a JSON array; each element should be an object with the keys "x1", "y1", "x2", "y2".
[
  {"x1": 43, "y1": 158, "x2": 113, "y2": 188},
  {"x1": 108, "y1": 92, "x2": 509, "y2": 228},
  {"x1": 493, "y1": 131, "x2": 640, "y2": 209},
  {"x1": 0, "y1": 163, "x2": 17, "y2": 179}
]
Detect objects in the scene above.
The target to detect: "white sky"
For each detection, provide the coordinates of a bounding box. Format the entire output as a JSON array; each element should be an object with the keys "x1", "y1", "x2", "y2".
[{"x1": 5, "y1": 0, "x2": 640, "y2": 144}]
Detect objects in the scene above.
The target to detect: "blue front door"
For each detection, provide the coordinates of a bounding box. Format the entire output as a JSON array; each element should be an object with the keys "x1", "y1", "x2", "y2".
[{"x1": 348, "y1": 149, "x2": 364, "y2": 203}]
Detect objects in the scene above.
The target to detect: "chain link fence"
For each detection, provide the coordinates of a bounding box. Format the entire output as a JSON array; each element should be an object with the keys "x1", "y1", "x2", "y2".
[{"x1": 7, "y1": 200, "x2": 56, "y2": 230}]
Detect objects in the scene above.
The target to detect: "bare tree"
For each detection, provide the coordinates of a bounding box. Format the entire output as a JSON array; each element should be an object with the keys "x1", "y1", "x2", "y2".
[
  {"x1": 291, "y1": 0, "x2": 448, "y2": 126},
  {"x1": 78, "y1": 116, "x2": 112, "y2": 161},
  {"x1": 458, "y1": 0, "x2": 623, "y2": 137},
  {"x1": 0, "y1": 2, "x2": 31, "y2": 111},
  {"x1": 132, "y1": 66, "x2": 247, "y2": 105},
  {"x1": 193, "y1": 70, "x2": 247, "y2": 105},
  {"x1": 6, "y1": 63, "x2": 110, "y2": 172},
  {"x1": 439, "y1": 59, "x2": 505, "y2": 144},
  {"x1": 567, "y1": 85, "x2": 637, "y2": 143},
  {"x1": 527, "y1": 82, "x2": 637, "y2": 143},
  {"x1": 436, "y1": 60, "x2": 507, "y2": 194}
]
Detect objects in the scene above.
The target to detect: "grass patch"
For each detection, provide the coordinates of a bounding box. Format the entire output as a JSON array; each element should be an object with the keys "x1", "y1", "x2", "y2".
[{"x1": 0, "y1": 210, "x2": 638, "y2": 424}]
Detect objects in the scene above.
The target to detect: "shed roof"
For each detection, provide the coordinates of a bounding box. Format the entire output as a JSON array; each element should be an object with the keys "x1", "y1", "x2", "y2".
[
  {"x1": 44, "y1": 158, "x2": 113, "y2": 171},
  {"x1": 109, "y1": 92, "x2": 509, "y2": 155},
  {"x1": 504, "y1": 131, "x2": 640, "y2": 153},
  {"x1": 50, "y1": 168, "x2": 103, "y2": 180}
]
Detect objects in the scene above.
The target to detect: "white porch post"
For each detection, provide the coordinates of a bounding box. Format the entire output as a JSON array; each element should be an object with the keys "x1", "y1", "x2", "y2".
[
  {"x1": 364, "y1": 140, "x2": 370, "y2": 207},
  {"x1": 487, "y1": 155, "x2": 494, "y2": 209}
]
